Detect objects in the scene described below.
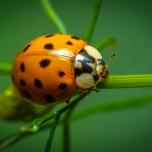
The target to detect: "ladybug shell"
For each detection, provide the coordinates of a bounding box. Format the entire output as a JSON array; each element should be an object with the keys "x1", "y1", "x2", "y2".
[{"x1": 12, "y1": 34, "x2": 87, "y2": 105}]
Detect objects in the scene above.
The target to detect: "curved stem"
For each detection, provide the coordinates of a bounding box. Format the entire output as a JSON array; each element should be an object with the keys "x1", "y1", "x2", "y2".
[
  {"x1": 85, "y1": 0, "x2": 103, "y2": 42},
  {"x1": 71, "y1": 94, "x2": 152, "y2": 122},
  {"x1": 94, "y1": 36, "x2": 116, "y2": 50},
  {"x1": 40, "y1": 0, "x2": 67, "y2": 34},
  {"x1": 1, "y1": 93, "x2": 152, "y2": 150},
  {"x1": 0, "y1": 132, "x2": 29, "y2": 150},
  {"x1": 45, "y1": 116, "x2": 60, "y2": 152},
  {"x1": 21, "y1": 95, "x2": 84, "y2": 132}
]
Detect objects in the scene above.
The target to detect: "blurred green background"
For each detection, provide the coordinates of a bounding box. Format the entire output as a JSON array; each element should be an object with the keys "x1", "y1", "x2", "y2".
[{"x1": 0, "y1": 0, "x2": 152, "y2": 152}]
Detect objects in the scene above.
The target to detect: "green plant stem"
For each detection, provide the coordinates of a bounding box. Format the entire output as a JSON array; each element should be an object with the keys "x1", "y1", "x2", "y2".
[
  {"x1": 40, "y1": 0, "x2": 67, "y2": 33},
  {"x1": 94, "y1": 36, "x2": 116, "y2": 50},
  {"x1": 102, "y1": 74, "x2": 152, "y2": 89},
  {"x1": 45, "y1": 116, "x2": 60, "y2": 152},
  {"x1": 71, "y1": 94, "x2": 152, "y2": 122},
  {"x1": 0, "y1": 62, "x2": 12, "y2": 75},
  {"x1": 31, "y1": 95, "x2": 83, "y2": 131},
  {"x1": 62, "y1": 99, "x2": 80, "y2": 152},
  {"x1": 63, "y1": 122, "x2": 70, "y2": 152},
  {"x1": 1, "y1": 93, "x2": 152, "y2": 150},
  {"x1": 44, "y1": 98, "x2": 80, "y2": 152},
  {"x1": 85, "y1": 0, "x2": 103, "y2": 42},
  {"x1": 0, "y1": 132, "x2": 27, "y2": 150}
]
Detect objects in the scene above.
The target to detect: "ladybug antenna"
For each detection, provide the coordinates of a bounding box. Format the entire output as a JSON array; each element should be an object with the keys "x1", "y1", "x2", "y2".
[{"x1": 106, "y1": 52, "x2": 116, "y2": 67}]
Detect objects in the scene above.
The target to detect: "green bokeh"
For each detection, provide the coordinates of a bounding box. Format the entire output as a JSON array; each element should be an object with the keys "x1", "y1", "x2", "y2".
[{"x1": 0, "y1": 0, "x2": 152, "y2": 152}]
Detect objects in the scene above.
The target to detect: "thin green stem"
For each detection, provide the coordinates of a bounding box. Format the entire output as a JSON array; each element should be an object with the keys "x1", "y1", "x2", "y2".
[
  {"x1": 94, "y1": 36, "x2": 116, "y2": 50},
  {"x1": 62, "y1": 99, "x2": 80, "y2": 152},
  {"x1": 0, "y1": 132, "x2": 30, "y2": 151},
  {"x1": 85, "y1": 0, "x2": 103, "y2": 42},
  {"x1": 71, "y1": 94, "x2": 152, "y2": 122},
  {"x1": 102, "y1": 74, "x2": 152, "y2": 89},
  {"x1": 1, "y1": 93, "x2": 152, "y2": 150},
  {"x1": 0, "y1": 62, "x2": 12, "y2": 75},
  {"x1": 45, "y1": 116, "x2": 60, "y2": 152},
  {"x1": 40, "y1": 0, "x2": 67, "y2": 33},
  {"x1": 63, "y1": 122, "x2": 70, "y2": 152},
  {"x1": 22, "y1": 95, "x2": 84, "y2": 132}
]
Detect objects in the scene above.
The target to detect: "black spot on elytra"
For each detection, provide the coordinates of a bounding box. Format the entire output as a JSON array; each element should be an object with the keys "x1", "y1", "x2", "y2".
[
  {"x1": 39, "y1": 59, "x2": 51, "y2": 68},
  {"x1": 58, "y1": 71, "x2": 65, "y2": 77},
  {"x1": 58, "y1": 83, "x2": 68, "y2": 90},
  {"x1": 66, "y1": 41, "x2": 73, "y2": 45},
  {"x1": 22, "y1": 90, "x2": 32, "y2": 99},
  {"x1": 20, "y1": 62, "x2": 25, "y2": 72},
  {"x1": 23, "y1": 44, "x2": 31, "y2": 52},
  {"x1": 44, "y1": 43, "x2": 54, "y2": 50},
  {"x1": 19, "y1": 79, "x2": 26, "y2": 87},
  {"x1": 93, "y1": 73, "x2": 99, "y2": 81},
  {"x1": 45, "y1": 34, "x2": 54, "y2": 38},
  {"x1": 74, "y1": 68, "x2": 83, "y2": 76},
  {"x1": 34, "y1": 78, "x2": 43, "y2": 88},
  {"x1": 44, "y1": 94, "x2": 55, "y2": 103},
  {"x1": 71, "y1": 36, "x2": 80, "y2": 40}
]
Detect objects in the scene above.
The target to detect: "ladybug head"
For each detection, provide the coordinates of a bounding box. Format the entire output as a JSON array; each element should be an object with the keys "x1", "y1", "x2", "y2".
[{"x1": 74, "y1": 45, "x2": 108, "y2": 89}]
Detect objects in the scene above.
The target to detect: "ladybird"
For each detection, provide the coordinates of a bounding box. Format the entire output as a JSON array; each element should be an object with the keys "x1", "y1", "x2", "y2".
[{"x1": 12, "y1": 33, "x2": 108, "y2": 105}]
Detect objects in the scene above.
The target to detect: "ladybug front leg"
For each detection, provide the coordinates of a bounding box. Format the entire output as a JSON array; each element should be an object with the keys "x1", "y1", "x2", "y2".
[
  {"x1": 80, "y1": 88, "x2": 89, "y2": 97},
  {"x1": 92, "y1": 85, "x2": 100, "y2": 92}
]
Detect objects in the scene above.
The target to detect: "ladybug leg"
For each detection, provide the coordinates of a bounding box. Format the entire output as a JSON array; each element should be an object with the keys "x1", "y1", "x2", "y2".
[
  {"x1": 80, "y1": 89, "x2": 89, "y2": 98},
  {"x1": 92, "y1": 85, "x2": 100, "y2": 92},
  {"x1": 81, "y1": 89, "x2": 88, "y2": 95},
  {"x1": 65, "y1": 98, "x2": 70, "y2": 103}
]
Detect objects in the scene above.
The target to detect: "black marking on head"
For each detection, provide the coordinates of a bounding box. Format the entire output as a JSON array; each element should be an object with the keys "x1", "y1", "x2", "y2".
[
  {"x1": 93, "y1": 73, "x2": 99, "y2": 81},
  {"x1": 34, "y1": 78, "x2": 43, "y2": 88},
  {"x1": 74, "y1": 67, "x2": 83, "y2": 76},
  {"x1": 44, "y1": 94, "x2": 55, "y2": 103},
  {"x1": 19, "y1": 79, "x2": 26, "y2": 87},
  {"x1": 45, "y1": 34, "x2": 54, "y2": 38},
  {"x1": 66, "y1": 41, "x2": 73, "y2": 45},
  {"x1": 44, "y1": 43, "x2": 54, "y2": 50},
  {"x1": 20, "y1": 62, "x2": 25, "y2": 72},
  {"x1": 58, "y1": 71, "x2": 65, "y2": 77},
  {"x1": 71, "y1": 36, "x2": 80, "y2": 40},
  {"x1": 58, "y1": 83, "x2": 68, "y2": 90},
  {"x1": 82, "y1": 63, "x2": 93, "y2": 73},
  {"x1": 23, "y1": 44, "x2": 31, "y2": 52},
  {"x1": 39, "y1": 59, "x2": 51, "y2": 68},
  {"x1": 22, "y1": 90, "x2": 32, "y2": 99},
  {"x1": 79, "y1": 50, "x2": 95, "y2": 63}
]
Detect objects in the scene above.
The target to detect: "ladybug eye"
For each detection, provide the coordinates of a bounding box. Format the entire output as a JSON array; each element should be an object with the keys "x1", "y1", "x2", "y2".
[{"x1": 98, "y1": 59, "x2": 105, "y2": 65}]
